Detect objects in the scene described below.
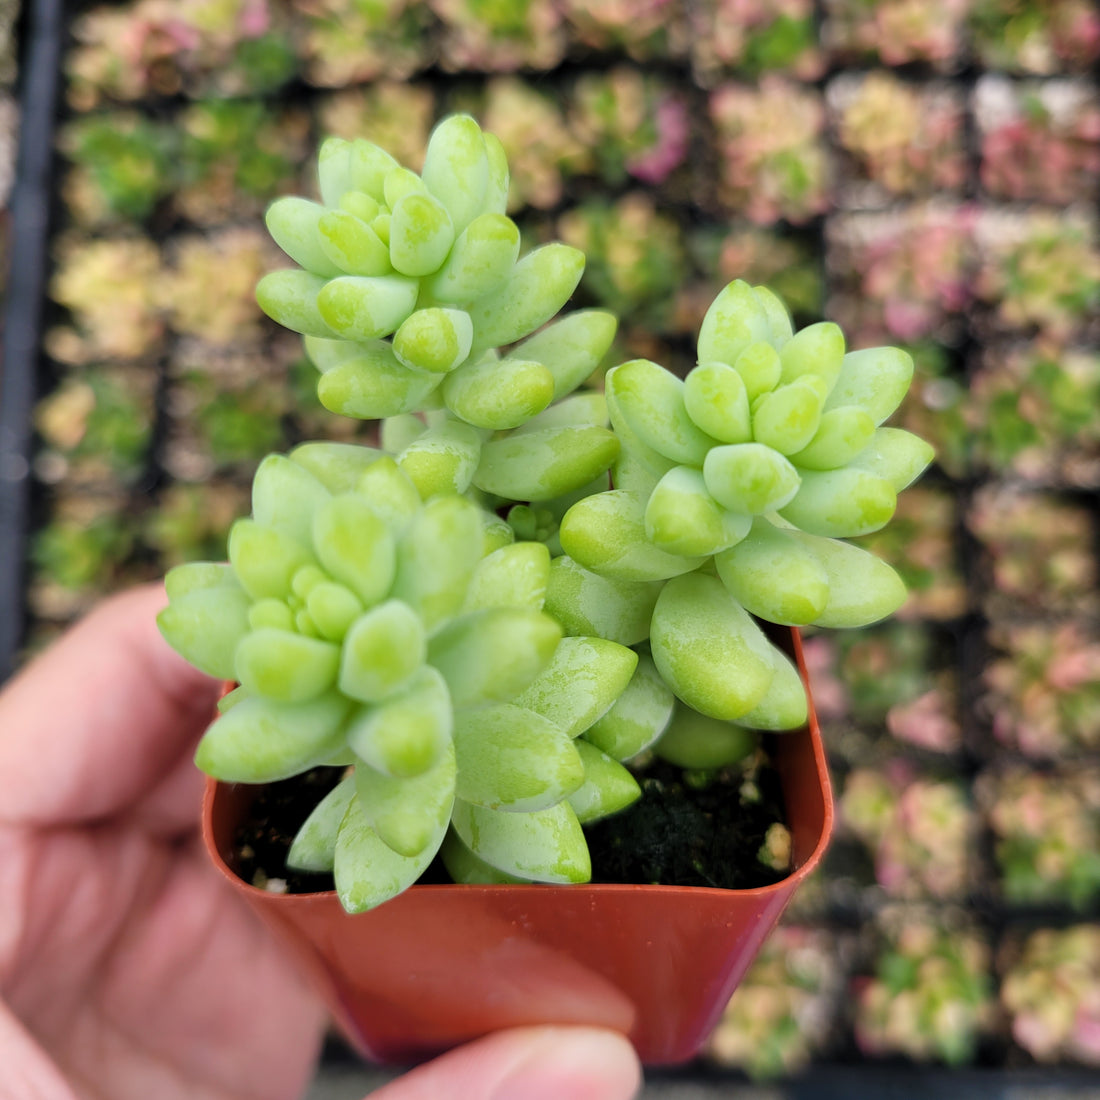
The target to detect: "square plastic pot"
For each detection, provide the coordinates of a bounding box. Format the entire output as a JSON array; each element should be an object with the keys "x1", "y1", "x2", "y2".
[{"x1": 201, "y1": 628, "x2": 833, "y2": 1066}]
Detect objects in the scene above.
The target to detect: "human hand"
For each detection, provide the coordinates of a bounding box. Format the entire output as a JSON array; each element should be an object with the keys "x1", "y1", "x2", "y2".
[
  {"x1": 0, "y1": 585, "x2": 642, "y2": 1100},
  {"x1": 0, "y1": 584, "x2": 326, "y2": 1099}
]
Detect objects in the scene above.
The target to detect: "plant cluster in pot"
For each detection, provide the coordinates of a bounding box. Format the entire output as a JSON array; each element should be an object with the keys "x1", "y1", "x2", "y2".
[{"x1": 157, "y1": 115, "x2": 935, "y2": 1066}]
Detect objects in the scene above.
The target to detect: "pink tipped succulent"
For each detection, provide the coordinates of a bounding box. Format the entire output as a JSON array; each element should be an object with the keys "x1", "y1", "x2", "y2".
[
  {"x1": 982, "y1": 620, "x2": 1100, "y2": 758},
  {"x1": 1001, "y1": 925, "x2": 1100, "y2": 1065},
  {"x1": 830, "y1": 72, "x2": 967, "y2": 200},
  {"x1": 708, "y1": 925, "x2": 844, "y2": 1077},
  {"x1": 978, "y1": 765, "x2": 1100, "y2": 908},
  {"x1": 841, "y1": 764, "x2": 975, "y2": 899},
  {"x1": 855, "y1": 909, "x2": 995, "y2": 1064},
  {"x1": 709, "y1": 76, "x2": 829, "y2": 225}
]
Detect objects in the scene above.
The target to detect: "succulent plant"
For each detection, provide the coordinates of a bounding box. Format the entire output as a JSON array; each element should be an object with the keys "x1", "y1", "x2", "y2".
[
  {"x1": 689, "y1": 0, "x2": 824, "y2": 86},
  {"x1": 157, "y1": 114, "x2": 931, "y2": 914},
  {"x1": 255, "y1": 115, "x2": 610, "y2": 440},
  {"x1": 968, "y1": 343, "x2": 1100, "y2": 486},
  {"x1": 829, "y1": 72, "x2": 966, "y2": 201},
  {"x1": 558, "y1": 279, "x2": 933, "y2": 723},
  {"x1": 430, "y1": 0, "x2": 565, "y2": 72},
  {"x1": 567, "y1": 67, "x2": 689, "y2": 188},
  {"x1": 976, "y1": 76, "x2": 1100, "y2": 205},
  {"x1": 839, "y1": 761, "x2": 975, "y2": 898},
  {"x1": 822, "y1": 0, "x2": 968, "y2": 68},
  {"x1": 708, "y1": 924, "x2": 843, "y2": 1077},
  {"x1": 982, "y1": 620, "x2": 1100, "y2": 758},
  {"x1": 977, "y1": 764, "x2": 1100, "y2": 909},
  {"x1": 1000, "y1": 925, "x2": 1100, "y2": 1065},
  {"x1": 968, "y1": 0, "x2": 1100, "y2": 73},
  {"x1": 709, "y1": 76, "x2": 829, "y2": 226},
  {"x1": 975, "y1": 211, "x2": 1100, "y2": 342},
  {"x1": 161, "y1": 447, "x2": 650, "y2": 909},
  {"x1": 965, "y1": 484, "x2": 1099, "y2": 620},
  {"x1": 855, "y1": 908, "x2": 995, "y2": 1064},
  {"x1": 292, "y1": 0, "x2": 431, "y2": 88}
]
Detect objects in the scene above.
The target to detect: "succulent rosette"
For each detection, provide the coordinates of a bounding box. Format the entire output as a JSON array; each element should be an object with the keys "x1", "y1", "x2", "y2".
[
  {"x1": 256, "y1": 114, "x2": 598, "y2": 432},
  {"x1": 158, "y1": 442, "x2": 644, "y2": 911},
  {"x1": 555, "y1": 279, "x2": 935, "y2": 729}
]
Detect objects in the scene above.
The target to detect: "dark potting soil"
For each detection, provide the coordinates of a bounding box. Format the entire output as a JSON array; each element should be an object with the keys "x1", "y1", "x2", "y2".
[
  {"x1": 231, "y1": 765, "x2": 345, "y2": 895},
  {"x1": 584, "y1": 756, "x2": 790, "y2": 890},
  {"x1": 231, "y1": 752, "x2": 790, "y2": 895}
]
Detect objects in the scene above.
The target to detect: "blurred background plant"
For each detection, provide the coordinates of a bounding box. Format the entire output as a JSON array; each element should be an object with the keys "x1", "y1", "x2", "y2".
[
  {"x1": 707, "y1": 925, "x2": 846, "y2": 1078},
  {"x1": 967, "y1": 343, "x2": 1100, "y2": 486},
  {"x1": 885, "y1": 342, "x2": 972, "y2": 481},
  {"x1": 46, "y1": 234, "x2": 166, "y2": 364},
  {"x1": 557, "y1": 193, "x2": 689, "y2": 335},
  {"x1": 687, "y1": 223, "x2": 824, "y2": 324},
  {"x1": 476, "y1": 77, "x2": 589, "y2": 210},
  {"x1": 821, "y1": 0, "x2": 969, "y2": 68},
  {"x1": 852, "y1": 487, "x2": 969, "y2": 623},
  {"x1": 999, "y1": 925, "x2": 1100, "y2": 1066},
  {"x1": 567, "y1": 67, "x2": 690, "y2": 189},
  {"x1": 965, "y1": 484, "x2": 1099, "y2": 619},
  {"x1": 976, "y1": 76, "x2": 1100, "y2": 204},
  {"x1": 839, "y1": 762, "x2": 976, "y2": 899},
  {"x1": 975, "y1": 211, "x2": 1100, "y2": 343},
  {"x1": 709, "y1": 75, "x2": 829, "y2": 224},
  {"x1": 560, "y1": 0, "x2": 688, "y2": 60},
  {"x1": 65, "y1": 0, "x2": 297, "y2": 108},
  {"x1": 830, "y1": 621, "x2": 959, "y2": 737},
  {"x1": 977, "y1": 765, "x2": 1100, "y2": 909},
  {"x1": 853, "y1": 908, "x2": 996, "y2": 1064},
  {"x1": 829, "y1": 73, "x2": 967, "y2": 205},
  {"x1": 32, "y1": 367, "x2": 156, "y2": 488},
  {"x1": 826, "y1": 205, "x2": 975, "y2": 347},
  {"x1": 316, "y1": 82, "x2": 435, "y2": 167},
  {"x1": 431, "y1": 0, "x2": 564, "y2": 71},
  {"x1": 689, "y1": 0, "x2": 824, "y2": 85},
  {"x1": 967, "y1": 0, "x2": 1100, "y2": 74},
  {"x1": 292, "y1": 0, "x2": 431, "y2": 87},
  {"x1": 141, "y1": 480, "x2": 251, "y2": 568},
  {"x1": 982, "y1": 620, "x2": 1100, "y2": 758}
]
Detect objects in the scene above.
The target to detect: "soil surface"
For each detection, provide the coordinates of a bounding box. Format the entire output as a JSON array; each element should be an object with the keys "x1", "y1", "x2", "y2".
[
  {"x1": 585, "y1": 756, "x2": 789, "y2": 890},
  {"x1": 232, "y1": 765, "x2": 345, "y2": 894},
  {"x1": 231, "y1": 752, "x2": 790, "y2": 894}
]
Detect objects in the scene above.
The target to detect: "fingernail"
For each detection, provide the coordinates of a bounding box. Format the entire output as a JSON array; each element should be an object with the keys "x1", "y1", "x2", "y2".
[{"x1": 491, "y1": 1028, "x2": 642, "y2": 1100}]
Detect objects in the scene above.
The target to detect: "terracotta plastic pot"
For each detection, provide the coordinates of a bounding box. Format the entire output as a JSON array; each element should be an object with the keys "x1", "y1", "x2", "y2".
[{"x1": 201, "y1": 628, "x2": 833, "y2": 1066}]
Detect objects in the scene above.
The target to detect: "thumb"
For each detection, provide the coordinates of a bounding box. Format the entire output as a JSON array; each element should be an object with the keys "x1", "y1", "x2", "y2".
[{"x1": 369, "y1": 1026, "x2": 642, "y2": 1100}]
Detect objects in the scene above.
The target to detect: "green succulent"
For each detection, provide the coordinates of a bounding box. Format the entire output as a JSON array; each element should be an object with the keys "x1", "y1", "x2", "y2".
[{"x1": 159, "y1": 443, "x2": 642, "y2": 911}]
